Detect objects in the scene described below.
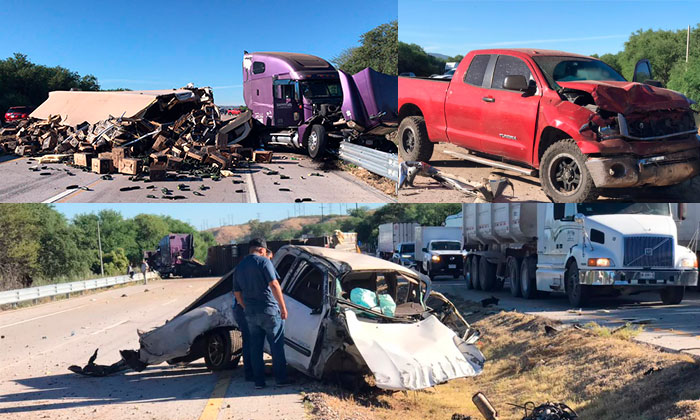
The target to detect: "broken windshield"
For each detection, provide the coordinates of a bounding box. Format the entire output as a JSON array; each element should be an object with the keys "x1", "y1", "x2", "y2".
[
  {"x1": 533, "y1": 56, "x2": 626, "y2": 89},
  {"x1": 577, "y1": 203, "x2": 670, "y2": 216},
  {"x1": 300, "y1": 80, "x2": 342, "y2": 99}
]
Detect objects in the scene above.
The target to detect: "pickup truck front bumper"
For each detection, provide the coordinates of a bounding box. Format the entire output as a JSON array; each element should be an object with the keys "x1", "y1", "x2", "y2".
[
  {"x1": 585, "y1": 147, "x2": 700, "y2": 188},
  {"x1": 579, "y1": 269, "x2": 698, "y2": 287}
]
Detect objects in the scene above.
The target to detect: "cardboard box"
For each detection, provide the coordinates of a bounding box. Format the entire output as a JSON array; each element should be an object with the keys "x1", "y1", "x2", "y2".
[
  {"x1": 149, "y1": 162, "x2": 167, "y2": 181},
  {"x1": 119, "y1": 158, "x2": 142, "y2": 175},
  {"x1": 74, "y1": 152, "x2": 94, "y2": 168},
  {"x1": 92, "y1": 157, "x2": 113, "y2": 174}
]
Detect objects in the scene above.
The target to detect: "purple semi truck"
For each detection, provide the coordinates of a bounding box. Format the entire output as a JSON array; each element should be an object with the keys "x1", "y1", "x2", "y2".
[
  {"x1": 243, "y1": 51, "x2": 397, "y2": 160},
  {"x1": 145, "y1": 234, "x2": 207, "y2": 278}
]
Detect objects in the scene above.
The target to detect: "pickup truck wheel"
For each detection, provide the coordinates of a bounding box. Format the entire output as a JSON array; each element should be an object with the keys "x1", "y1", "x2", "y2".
[
  {"x1": 478, "y1": 256, "x2": 497, "y2": 291},
  {"x1": 470, "y1": 256, "x2": 481, "y2": 290},
  {"x1": 399, "y1": 116, "x2": 434, "y2": 162},
  {"x1": 540, "y1": 139, "x2": 598, "y2": 203},
  {"x1": 307, "y1": 124, "x2": 327, "y2": 161},
  {"x1": 464, "y1": 257, "x2": 474, "y2": 289},
  {"x1": 660, "y1": 287, "x2": 684, "y2": 305},
  {"x1": 520, "y1": 257, "x2": 537, "y2": 299},
  {"x1": 204, "y1": 329, "x2": 242, "y2": 371},
  {"x1": 507, "y1": 256, "x2": 521, "y2": 297},
  {"x1": 565, "y1": 262, "x2": 589, "y2": 307}
]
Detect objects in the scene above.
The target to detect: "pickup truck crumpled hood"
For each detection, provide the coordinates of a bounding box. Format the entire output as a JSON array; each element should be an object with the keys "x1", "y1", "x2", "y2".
[
  {"x1": 344, "y1": 309, "x2": 484, "y2": 390},
  {"x1": 557, "y1": 80, "x2": 690, "y2": 115}
]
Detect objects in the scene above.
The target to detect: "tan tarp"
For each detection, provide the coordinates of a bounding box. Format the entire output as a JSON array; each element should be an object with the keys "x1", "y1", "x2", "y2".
[{"x1": 30, "y1": 89, "x2": 196, "y2": 126}]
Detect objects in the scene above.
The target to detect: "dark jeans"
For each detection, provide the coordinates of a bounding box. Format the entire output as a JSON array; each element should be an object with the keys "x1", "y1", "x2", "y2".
[
  {"x1": 245, "y1": 311, "x2": 288, "y2": 386},
  {"x1": 233, "y1": 304, "x2": 253, "y2": 380}
]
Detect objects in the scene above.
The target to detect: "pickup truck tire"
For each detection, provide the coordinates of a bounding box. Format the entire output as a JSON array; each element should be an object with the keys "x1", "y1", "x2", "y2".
[
  {"x1": 540, "y1": 139, "x2": 598, "y2": 203},
  {"x1": 478, "y1": 256, "x2": 497, "y2": 291},
  {"x1": 399, "y1": 117, "x2": 434, "y2": 162},
  {"x1": 470, "y1": 256, "x2": 481, "y2": 290},
  {"x1": 204, "y1": 329, "x2": 242, "y2": 371},
  {"x1": 660, "y1": 287, "x2": 684, "y2": 305},
  {"x1": 307, "y1": 124, "x2": 327, "y2": 161},
  {"x1": 520, "y1": 257, "x2": 537, "y2": 299},
  {"x1": 565, "y1": 262, "x2": 590, "y2": 307},
  {"x1": 507, "y1": 256, "x2": 521, "y2": 297}
]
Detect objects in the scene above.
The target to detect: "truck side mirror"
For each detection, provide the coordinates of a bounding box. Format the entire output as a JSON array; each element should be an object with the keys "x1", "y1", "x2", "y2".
[
  {"x1": 503, "y1": 75, "x2": 529, "y2": 91},
  {"x1": 422, "y1": 247, "x2": 428, "y2": 253}
]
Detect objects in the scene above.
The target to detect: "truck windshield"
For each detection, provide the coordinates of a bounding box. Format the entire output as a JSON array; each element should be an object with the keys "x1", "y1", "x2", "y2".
[
  {"x1": 577, "y1": 203, "x2": 670, "y2": 216},
  {"x1": 533, "y1": 57, "x2": 626, "y2": 87},
  {"x1": 399, "y1": 244, "x2": 415, "y2": 253},
  {"x1": 300, "y1": 80, "x2": 342, "y2": 99},
  {"x1": 431, "y1": 241, "x2": 461, "y2": 251}
]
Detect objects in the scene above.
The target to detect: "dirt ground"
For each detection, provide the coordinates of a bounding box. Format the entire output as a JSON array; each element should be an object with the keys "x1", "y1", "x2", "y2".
[
  {"x1": 399, "y1": 143, "x2": 700, "y2": 203},
  {"x1": 305, "y1": 295, "x2": 700, "y2": 420}
]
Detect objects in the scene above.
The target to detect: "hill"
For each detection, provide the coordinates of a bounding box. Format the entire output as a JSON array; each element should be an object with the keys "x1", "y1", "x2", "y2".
[{"x1": 207, "y1": 215, "x2": 350, "y2": 244}]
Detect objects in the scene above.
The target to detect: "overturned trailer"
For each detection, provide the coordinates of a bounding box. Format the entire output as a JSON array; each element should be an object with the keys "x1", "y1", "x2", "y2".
[{"x1": 70, "y1": 246, "x2": 484, "y2": 391}]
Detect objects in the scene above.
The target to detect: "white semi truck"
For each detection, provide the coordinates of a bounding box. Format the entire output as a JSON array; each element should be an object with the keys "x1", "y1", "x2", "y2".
[
  {"x1": 673, "y1": 203, "x2": 700, "y2": 291},
  {"x1": 415, "y1": 226, "x2": 464, "y2": 279},
  {"x1": 462, "y1": 203, "x2": 698, "y2": 306}
]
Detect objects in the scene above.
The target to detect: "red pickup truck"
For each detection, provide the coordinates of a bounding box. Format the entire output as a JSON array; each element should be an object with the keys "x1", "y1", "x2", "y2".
[{"x1": 398, "y1": 49, "x2": 700, "y2": 202}]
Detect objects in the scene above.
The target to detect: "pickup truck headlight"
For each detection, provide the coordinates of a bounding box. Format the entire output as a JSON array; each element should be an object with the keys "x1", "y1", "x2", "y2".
[
  {"x1": 588, "y1": 258, "x2": 612, "y2": 267},
  {"x1": 680, "y1": 257, "x2": 698, "y2": 269},
  {"x1": 431, "y1": 255, "x2": 441, "y2": 262}
]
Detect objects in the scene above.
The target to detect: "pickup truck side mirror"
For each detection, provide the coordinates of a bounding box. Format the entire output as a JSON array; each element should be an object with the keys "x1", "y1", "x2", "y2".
[
  {"x1": 503, "y1": 75, "x2": 529, "y2": 91},
  {"x1": 422, "y1": 247, "x2": 428, "y2": 253}
]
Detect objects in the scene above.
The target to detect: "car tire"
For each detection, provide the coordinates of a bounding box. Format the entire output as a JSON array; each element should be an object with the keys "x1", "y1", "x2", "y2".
[
  {"x1": 539, "y1": 139, "x2": 598, "y2": 203},
  {"x1": 507, "y1": 256, "x2": 521, "y2": 297},
  {"x1": 204, "y1": 329, "x2": 242, "y2": 371},
  {"x1": 478, "y1": 256, "x2": 497, "y2": 291},
  {"x1": 520, "y1": 257, "x2": 537, "y2": 300},
  {"x1": 471, "y1": 256, "x2": 481, "y2": 290},
  {"x1": 660, "y1": 287, "x2": 684, "y2": 305},
  {"x1": 307, "y1": 124, "x2": 327, "y2": 161},
  {"x1": 398, "y1": 116, "x2": 434, "y2": 162},
  {"x1": 565, "y1": 261, "x2": 589, "y2": 307}
]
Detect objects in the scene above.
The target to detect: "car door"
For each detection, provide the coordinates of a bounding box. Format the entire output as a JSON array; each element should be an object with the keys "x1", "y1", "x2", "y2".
[
  {"x1": 444, "y1": 54, "x2": 492, "y2": 150},
  {"x1": 479, "y1": 54, "x2": 541, "y2": 164},
  {"x1": 281, "y1": 258, "x2": 329, "y2": 372},
  {"x1": 273, "y1": 79, "x2": 301, "y2": 127}
]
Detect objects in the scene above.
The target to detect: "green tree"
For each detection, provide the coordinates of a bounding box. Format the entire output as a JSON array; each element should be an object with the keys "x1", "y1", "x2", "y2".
[
  {"x1": 398, "y1": 42, "x2": 446, "y2": 76},
  {"x1": 103, "y1": 248, "x2": 129, "y2": 276},
  {"x1": 668, "y1": 58, "x2": 700, "y2": 107},
  {"x1": 334, "y1": 21, "x2": 398, "y2": 75}
]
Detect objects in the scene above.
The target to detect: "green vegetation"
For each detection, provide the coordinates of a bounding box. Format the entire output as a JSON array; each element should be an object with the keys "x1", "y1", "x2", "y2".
[
  {"x1": 334, "y1": 21, "x2": 398, "y2": 75},
  {"x1": 584, "y1": 321, "x2": 644, "y2": 341},
  {"x1": 398, "y1": 42, "x2": 462, "y2": 76},
  {"x1": 0, "y1": 204, "x2": 215, "y2": 291}
]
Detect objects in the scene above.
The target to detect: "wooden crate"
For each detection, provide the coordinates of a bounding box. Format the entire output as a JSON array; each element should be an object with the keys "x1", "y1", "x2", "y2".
[
  {"x1": 119, "y1": 158, "x2": 142, "y2": 175},
  {"x1": 91, "y1": 157, "x2": 113, "y2": 174},
  {"x1": 74, "y1": 152, "x2": 95, "y2": 168}
]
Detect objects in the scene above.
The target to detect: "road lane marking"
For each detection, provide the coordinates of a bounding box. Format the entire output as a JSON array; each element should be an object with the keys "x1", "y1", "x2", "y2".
[
  {"x1": 198, "y1": 372, "x2": 232, "y2": 420},
  {"x1": 161, "y1": 298, "x2": 178, "y2": 306},
  {"x1": 42, "y1": 188, "x2": 79, "y2": 203},
  {"x1": 0, "y1": 156, "x2": 27, "y2": 165},
  {"x1": 245, "y1": 171, "x2": 258, "y2": 203},
  {"x1": 90, "y1": 319, "x2": 129, "y2": 335},
  {"x1": 56, "y1": 178, "x2": 103, "y2": 203},
  {"x1": 0, "y1": 304, "x2": 88, "y2": 330}
]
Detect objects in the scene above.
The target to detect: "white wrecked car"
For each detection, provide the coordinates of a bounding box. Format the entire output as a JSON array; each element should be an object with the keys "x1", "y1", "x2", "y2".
[{"x1": 70, "y1": 245, "x2": 485, "y2": 391}]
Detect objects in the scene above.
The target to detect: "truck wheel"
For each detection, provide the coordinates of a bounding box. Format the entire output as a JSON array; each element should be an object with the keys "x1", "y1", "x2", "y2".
[
  {"x1": 660, "y1": 287, "x2": 684, "y2": 305},
  {"x1": 507, "y1": 256, "x2": 521, "y2": 297},
  {"x1": 520, "y1": 257, "x2": 537, "y2": 299},
  {"x1": 399, "y1": 116, "x2": 434, "y2": 162},
  {"x1": 464, "y1": 257, "x2": 474, "y2": 289},
  {"x1": 204, "y1": 329, "x2": 242, "y2": 371},
  {"x1": 307, "y1": 124, "x2": 327, "y2": 161},
  {"x1": 539, "y1": 139, "x2": 598, "y2": 203},
  {"x1": 471, "y1": 256, "x2": 481, "y2": 290},
  {"x1": 565, "y1": 262, "x2": 589, "y2": 307},
  {"x1": 478, "y1": 256, "x2": 497, "y2": 291}
]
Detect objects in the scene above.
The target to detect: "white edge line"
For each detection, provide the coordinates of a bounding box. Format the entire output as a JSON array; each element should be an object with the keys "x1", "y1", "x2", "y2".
[
  {"x1": 0, "y1": 304, "x2": 87, "y2": 330},
  {"x1": 245, "y1": 171, "x2": 258, "y2": 203},
  {"x1": 90, "y1": 319, "x2": 129, "y2": 335},
  {"x1": 42, "y1": 188, "x2": 79, "y2": 203}
]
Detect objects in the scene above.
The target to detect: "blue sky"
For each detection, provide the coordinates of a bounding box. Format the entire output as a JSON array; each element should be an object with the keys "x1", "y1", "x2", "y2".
[
  {"x1": 54, "y1": 203, "x2": 385, "y2": 231},
  {"x1": 0, "y1": 0, "x2": 396, "y2": 105},
  {"x1": 399, "y1": 0, "x2": 699, "y2": 57}
]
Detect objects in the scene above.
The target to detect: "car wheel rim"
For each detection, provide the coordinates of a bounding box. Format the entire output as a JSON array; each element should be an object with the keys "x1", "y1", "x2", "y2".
[
  {"x1": 550, "y1": 153, "x2": 581, "y2": 194},
  {"x1": 208, "y1": 334, "x2": 225, "y2": 366},
  {"x1": 402, "y1": 128, "x2": 415, "y2": 152},
  {"x1": 309, "y1": 132, "x2": 318, "y2": 151}
]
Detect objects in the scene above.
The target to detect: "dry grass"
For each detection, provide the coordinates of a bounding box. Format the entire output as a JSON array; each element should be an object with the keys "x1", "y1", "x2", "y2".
[{"x1": 309, "y1": 295, "x2": 700, "y2": 420}]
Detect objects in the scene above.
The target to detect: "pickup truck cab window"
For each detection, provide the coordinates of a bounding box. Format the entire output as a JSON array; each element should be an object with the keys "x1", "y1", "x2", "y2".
[
  {"x1": 275, "y1": 254, "x2": 297, "y2": 282},
  {"x1": 463, "y1": 54, "x2": 491, "y2": 86},
  {"x1": 491, "y1": 55, "x2": 533, "y2": 90}
]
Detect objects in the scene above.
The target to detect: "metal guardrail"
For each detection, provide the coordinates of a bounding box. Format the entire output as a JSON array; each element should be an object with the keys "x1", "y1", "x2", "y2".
[
  {"x1": 339, "y1": 142, "x2": 399, "y2": 182},
  {"x1": 0, "y1": 272, "x2": 158, "y2": 305}
]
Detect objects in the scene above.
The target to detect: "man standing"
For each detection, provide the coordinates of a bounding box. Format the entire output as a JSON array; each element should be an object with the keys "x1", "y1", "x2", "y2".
[
  {"x1": 233, "y1": 238, "x2": 289, "y2": 389},
  {"x1": 140, "y1": 260, "x2": 149, "y2": 284}
]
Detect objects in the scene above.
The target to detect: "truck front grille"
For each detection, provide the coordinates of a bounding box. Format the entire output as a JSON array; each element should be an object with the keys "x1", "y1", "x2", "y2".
[{"x1": 623, "y1": 236, "x2": 673, "y2": 268}]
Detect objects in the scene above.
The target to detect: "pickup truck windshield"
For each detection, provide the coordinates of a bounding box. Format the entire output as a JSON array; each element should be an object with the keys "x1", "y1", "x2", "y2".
[
  {"x1": 533, "y1": 57, "x2": 626, "y2": 88},
  {"x1": 430, "y1": 241, "x2": 461, "y2": 251},
  {"x1": 399, "y1": 244, "x2": 415, "y2": 253},
  {"x1": 577, "y1": 203, "x2": 670, "y2": 216},
  {"x1": 300, "y1": 80, "x2": 342, "y2": 99}
]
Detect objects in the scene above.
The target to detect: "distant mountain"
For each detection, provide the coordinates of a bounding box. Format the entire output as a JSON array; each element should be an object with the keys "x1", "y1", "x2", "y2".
[{"x1": 428, "y1": 53, "x2": 450, "y2": 60}]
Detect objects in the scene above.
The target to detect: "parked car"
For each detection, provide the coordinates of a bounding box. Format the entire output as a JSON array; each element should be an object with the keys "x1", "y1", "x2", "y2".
[
  {"x1": 429, "y1": 68, "x2": 456, "y2": 79},
  {"x1": 398, "y1": 49, "x2": 700, "y2": 202},
  {"x1": 4, "y1": 106, "x2": 33, "y2": 122},
  {"x1": 399, "y1": 72, "x2": 416, "y2": 78}
]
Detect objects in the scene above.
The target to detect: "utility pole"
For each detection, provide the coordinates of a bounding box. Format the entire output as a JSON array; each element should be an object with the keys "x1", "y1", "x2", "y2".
[
  {"x1": 687, "y1": 25, "x2": 691, "y2": 63},
  {"x1": 96, "y1": 219, "x2": 104, "y2": 276},
  {"x1": 320, "y1": 204, "x2": 324, "y2": 222}
]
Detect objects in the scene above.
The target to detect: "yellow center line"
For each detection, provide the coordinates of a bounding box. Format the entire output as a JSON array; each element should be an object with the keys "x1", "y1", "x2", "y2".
[
  {"x1": 57, "y1": 178, "x2": 103, "y2": 203},
  {"x1": 0, "y1": 156, "x2": 27, "y2": 165},
  {"x1": 198, "y1": 372, "x2": 232, "y2": 420}
]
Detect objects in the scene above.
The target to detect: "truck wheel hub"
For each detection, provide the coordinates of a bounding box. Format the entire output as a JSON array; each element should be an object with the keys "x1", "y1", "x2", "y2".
[
  {"x1": 402, "y1": 128, "x2": 415, "y2": 152},
  {"x1": 552, "y1": 155, "x2": 581, "y2": 192},
  {"x1": 309, "y1": 132, "x2": 318, "y2": 150}
]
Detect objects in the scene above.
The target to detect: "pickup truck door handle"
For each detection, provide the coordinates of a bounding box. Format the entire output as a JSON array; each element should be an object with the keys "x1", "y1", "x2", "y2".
[{"x1": 482, "y1": 96, "x2": 495, "y2": 103}]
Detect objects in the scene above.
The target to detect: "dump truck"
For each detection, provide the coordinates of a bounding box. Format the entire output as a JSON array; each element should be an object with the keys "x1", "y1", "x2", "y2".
[
  {"x1": 243, "y1": 52, "x2": 398, "y2": 160},
  {"x1": 462, "y1": 203, "x2": 698, "y2": 306},
  {"x1": 415, "y1": 226, "x2": 464, "y2": 279},
  {"x1": 399, "y1": 49, "x2": 700, "y2": 202},
  {"x1": 145, "y1": 234, "x2": 206, "y2": 278},
  {"x1": 377, "y1": 222, "x2": 419, "y2": 260}
]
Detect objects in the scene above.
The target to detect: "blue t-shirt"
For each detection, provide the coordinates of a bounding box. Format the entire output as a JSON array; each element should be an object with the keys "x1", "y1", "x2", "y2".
[{"x1": 232, "y1": 254, "x2": 280, "y2": 315}]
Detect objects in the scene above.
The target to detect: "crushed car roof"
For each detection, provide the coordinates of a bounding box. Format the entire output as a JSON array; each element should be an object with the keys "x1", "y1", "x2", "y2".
[{"x1": 294, "y1": 246, "x2": 419, "y2": 277}]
